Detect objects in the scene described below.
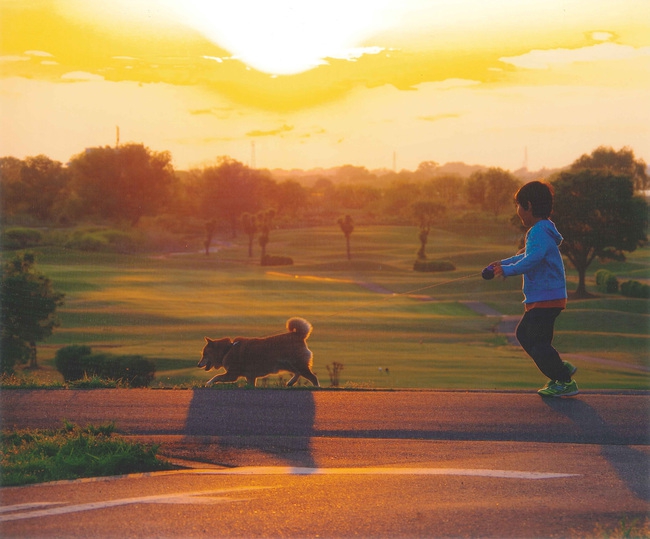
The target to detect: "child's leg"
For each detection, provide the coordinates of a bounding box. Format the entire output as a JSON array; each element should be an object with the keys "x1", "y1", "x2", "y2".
[{"x1": 515, "y1": 308, "x2": 571, "y2": 382}]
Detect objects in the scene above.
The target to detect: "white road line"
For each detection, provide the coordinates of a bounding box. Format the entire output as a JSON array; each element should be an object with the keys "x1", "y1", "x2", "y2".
[
  {"x1": 0, "y1": 467, "x2": 579, "y2": 522},
  {"x1": 195, "y1": 466, "x2": 578, "y2": 480},
  {"x1": 0, "y1": 486, "x2": 271, "y2": 523}
]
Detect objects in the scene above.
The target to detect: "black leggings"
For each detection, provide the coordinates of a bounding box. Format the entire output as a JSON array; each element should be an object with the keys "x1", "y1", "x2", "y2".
[{"x1": 515, "y1": 308, "x2": 571, "y2": 382}]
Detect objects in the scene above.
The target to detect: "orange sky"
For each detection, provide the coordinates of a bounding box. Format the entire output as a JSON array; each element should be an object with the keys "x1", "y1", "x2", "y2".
[{"x1": 1, "y1": 0, "x2": 649, "y2": 171}]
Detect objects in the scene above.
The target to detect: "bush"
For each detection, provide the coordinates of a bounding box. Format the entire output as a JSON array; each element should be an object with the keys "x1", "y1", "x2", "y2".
[
  {"x1": 620, "y1": 280, "x2": 650, "y2": 299},
  {"x1": 54, "y1": 345, "x2": 93, "y2": 381},
  {"x1": 65, "y1": 232, "x2": 108, "y2": 252},
  {"x1": 54, "y1": 346, "x2": 155, "y2": 387},
  {"x1": 595, "y1": 269, "x2": 619, "y2": 293},
  {"x1": 261, "y1": 254, "x2": 294, "y2": 266},
  {"x1": 413, "y1": 259, "x2": 456, "y2": 272},
  {"x1": 2, "y1": 228, "x2": 43, "y2": 250}
]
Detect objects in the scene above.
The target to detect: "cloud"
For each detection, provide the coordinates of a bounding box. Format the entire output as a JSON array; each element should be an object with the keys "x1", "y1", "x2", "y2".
[
  {"x1": 246, "y1": 124, "x2": 294, "y2": 137},
  {"x1": 418, "y1": 113, "x2": 460, "y2": 122},
  {"x1": 61, "y1": 71, "x2": 105, "y2": 81},
  {"x1": 0, "y1": 56, "x2": 30, "y2": 63},
  {"x1": 25, "y1": 50, "x2": 54, "y2": 57},
  {"x1": 328, "y1": 46, "x2": 385, "y2": 62},
  {"x1": 500, "y1": 43, "x2": 650, "y2": 70}
]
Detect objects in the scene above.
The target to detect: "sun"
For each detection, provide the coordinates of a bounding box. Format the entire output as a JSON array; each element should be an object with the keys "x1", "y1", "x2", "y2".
[{"x1": 109, "y1": 0, "x2": 396, "y2": 75}]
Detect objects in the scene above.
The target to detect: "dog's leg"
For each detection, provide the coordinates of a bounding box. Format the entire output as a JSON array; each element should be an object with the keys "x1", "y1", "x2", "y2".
[
  {"x1": 298, "y1": 367, "x2": 320, "y2": 387},
  {"x1": 286, "y1": 373, "x2": 300, "y2": 386},
  {"x1": 205, "y1": 372, "x2": 240, "y2": 387}
]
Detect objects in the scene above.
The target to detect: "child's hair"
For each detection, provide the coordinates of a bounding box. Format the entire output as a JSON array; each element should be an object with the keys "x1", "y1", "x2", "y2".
[{"x1": 515, "y1": 181, "x2": 554, "y2": 218}]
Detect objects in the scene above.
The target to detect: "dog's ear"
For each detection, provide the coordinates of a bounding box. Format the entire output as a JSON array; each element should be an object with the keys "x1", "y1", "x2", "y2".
[{"x1": 204, "y1": 337, "x2": 213, "y2": 343}]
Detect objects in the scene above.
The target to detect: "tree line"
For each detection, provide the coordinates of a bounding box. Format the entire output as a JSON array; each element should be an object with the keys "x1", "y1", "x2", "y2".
[
  {"x1": 0, "y1": 145, "x2": 551, "y2": 232},
  {"x1": 1, "y1": 145, "x2": 648, "y2": 374}
]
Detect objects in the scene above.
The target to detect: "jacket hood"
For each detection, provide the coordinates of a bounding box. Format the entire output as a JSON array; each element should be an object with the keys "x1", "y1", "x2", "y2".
[{"x1": 537, "y1": 219, "x2": 563, "y2": 246}]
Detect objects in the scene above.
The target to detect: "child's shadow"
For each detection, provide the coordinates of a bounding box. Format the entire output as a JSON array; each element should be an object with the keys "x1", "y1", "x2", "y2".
[{"x1": 543, "y1": 398, "x2": 648, "y2": 501}]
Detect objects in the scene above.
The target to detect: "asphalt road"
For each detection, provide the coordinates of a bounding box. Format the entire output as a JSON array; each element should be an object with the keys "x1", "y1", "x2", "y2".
[{"x1": 1, "y1": 389, "x2": 649, "y2": 538}]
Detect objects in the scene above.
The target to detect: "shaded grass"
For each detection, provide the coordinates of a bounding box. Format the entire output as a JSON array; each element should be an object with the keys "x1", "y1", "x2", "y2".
[
  {"x1": 0, "y1": 421, "x2": 174, "y2": 486},
  {"x1": 13, "y1": 225, "x2": 649, "y2": 390}
]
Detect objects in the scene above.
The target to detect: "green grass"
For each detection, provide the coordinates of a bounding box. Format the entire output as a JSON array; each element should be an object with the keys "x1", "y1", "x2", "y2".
[
  {"x1": 0, "y1": 421, "x2": 175, "y2": 486},
  {"x1": 4, "y1": 225, "x2": 649, "y2": 390}
]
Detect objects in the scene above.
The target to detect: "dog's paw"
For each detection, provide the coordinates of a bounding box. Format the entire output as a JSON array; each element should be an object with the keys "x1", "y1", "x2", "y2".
[{"x1": 205, "y1": 381, "x2": 214, "y2": 387}]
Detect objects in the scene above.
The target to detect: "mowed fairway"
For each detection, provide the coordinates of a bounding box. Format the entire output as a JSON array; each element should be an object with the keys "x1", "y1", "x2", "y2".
[{"x1": 25, "y1": 225, "x2": 650, "y2": 390}]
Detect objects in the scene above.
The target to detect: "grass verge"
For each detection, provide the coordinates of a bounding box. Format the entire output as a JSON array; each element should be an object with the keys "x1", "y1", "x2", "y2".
[{"x1": 0, "y1": 420, "x2": 175, "y2": 487}]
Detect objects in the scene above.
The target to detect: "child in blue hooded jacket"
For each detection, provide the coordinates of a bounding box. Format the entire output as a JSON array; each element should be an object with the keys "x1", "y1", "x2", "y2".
[{"x1": 490, "y1": 181, "x2": 578, "y2": 397}]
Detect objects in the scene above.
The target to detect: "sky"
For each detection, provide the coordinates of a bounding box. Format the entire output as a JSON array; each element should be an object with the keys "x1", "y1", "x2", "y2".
[{"x1": 1, "y1": 0, "x2": 649, "y2": 172}]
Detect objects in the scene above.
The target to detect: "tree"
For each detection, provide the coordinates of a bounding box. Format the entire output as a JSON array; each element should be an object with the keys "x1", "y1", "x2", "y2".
[
  {"x1": 337, "y1": 214, "x2": 354, "y2": 260},
  {"x1": 412, "y1": 201, "x2": 445, "y2": 260},
  {"x1": 1, "y1": 252, "x2": 64, "y2": 372},
  {"x1": 204, "y1": 219, "x2": 217, "y2": 256},
  {"x1": 0, "y1": 155, "x2": 69, "y2": 222},
  {"x1": 241, "y1": 213, "x2": 258, "y2": 257},
  {"x1": 197, "y1": 158, "x2": 274, "y2": 237},
  {"x1": 552, "y1": 169, "x2": 648, "y2": 297},
  {"x1": 258, "y1": 209, "x2": 276, "y2": 262},
  {"x1": 466, "y1": 168, "x2": 521, "y2": 216},
  {"x1": 570, "y1": 146, "x2": 648, "y2": 192},
  {"x1": 68, "y1": 143, "x2": 175, "y2": 225}
]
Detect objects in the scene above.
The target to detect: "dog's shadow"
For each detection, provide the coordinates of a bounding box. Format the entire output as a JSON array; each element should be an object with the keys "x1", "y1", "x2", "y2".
[{"x1": 184, "y1": 389, "x2": 317, "y2": 468}]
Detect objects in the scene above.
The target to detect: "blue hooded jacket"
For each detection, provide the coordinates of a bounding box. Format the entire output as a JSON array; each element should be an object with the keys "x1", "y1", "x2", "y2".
[{"x1": 500, "y1": 219, "x2": 567, "y2": 303}]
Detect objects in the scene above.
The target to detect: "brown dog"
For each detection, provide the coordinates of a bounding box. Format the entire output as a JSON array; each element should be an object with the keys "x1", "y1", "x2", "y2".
[{"x1": 198, "y1": 317, "x2": 319, "y2": 387}]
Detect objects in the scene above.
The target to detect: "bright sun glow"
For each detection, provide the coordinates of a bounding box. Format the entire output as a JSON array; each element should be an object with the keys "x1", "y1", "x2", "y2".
[
  {"x1": 116, "y1": 0, "x2": 396, "y2": 75},
  {"x1": 1, "y1": 0, "x2": 649, "y2": 170}
]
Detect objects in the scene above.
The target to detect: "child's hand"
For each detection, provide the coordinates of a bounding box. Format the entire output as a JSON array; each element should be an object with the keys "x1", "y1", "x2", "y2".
[{"x1": 492, "y1": 261, "x2": 504, "y2": 277}]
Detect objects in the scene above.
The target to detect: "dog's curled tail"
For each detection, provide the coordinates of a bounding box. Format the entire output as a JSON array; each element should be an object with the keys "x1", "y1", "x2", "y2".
[{"x1": 287, "y1": 317, "x2": 313, "y2": 340}]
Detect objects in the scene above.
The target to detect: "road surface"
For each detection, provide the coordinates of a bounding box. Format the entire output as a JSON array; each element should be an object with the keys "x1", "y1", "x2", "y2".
[{"x1": 1, "y1": 389, "x2": 648, "y2": 537}]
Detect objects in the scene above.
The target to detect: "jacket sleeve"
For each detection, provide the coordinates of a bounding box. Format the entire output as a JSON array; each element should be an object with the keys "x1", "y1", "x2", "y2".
[{"x1": 501, "y1": 228, "x2": 548, "y2": 277}]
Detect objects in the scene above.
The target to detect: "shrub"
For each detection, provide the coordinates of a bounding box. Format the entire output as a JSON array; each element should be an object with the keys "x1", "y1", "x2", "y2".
[
  {"x1": 261, "y1": 254, "x2": 294, "y2": 266},
  {"x1": 54, "y1": 346, "x2": 155, "y2": 387},
  {"x1": 595, "y1": 269, "x2": 619, "y2": 293},
  {"x1": 65, "y1": 232, "x2": 108, "y2": 252},
  {"x1": 2, "y1": 228, "x2": 43, "y2": 250},
  {"x1": 620, "y1": 280, "x2": 650, "y2": 299},
  {"x1": 54, "y1": 345, "x2": 93, "y2": 381},
  {"x1": 413, "y1": 259, "x2": 456, "y2": 272}
]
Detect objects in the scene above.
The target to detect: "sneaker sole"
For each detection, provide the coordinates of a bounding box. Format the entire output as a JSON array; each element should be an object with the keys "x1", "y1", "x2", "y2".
[{"x1": 538, "y1": 389, "x2": 579, "y2": 398}]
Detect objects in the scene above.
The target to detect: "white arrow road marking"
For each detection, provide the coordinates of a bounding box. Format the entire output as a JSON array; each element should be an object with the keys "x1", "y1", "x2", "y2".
[
  {"x1": 0, "y1": 467, "x2": 579, "y2": 522},
  {"x1": 0, "y1": 486, "x2": 271, "y2": 523},
  {"x1": 0, "y1": 502, "x2": 66, "y2": 514},
  {"x1": 195, "y1": 466, "x2": 579, "y2": 480}
]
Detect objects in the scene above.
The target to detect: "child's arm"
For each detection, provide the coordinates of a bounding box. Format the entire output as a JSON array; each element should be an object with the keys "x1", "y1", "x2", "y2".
[{"x1": 501, "y1": 229, "x2": 548, "y2": 277}]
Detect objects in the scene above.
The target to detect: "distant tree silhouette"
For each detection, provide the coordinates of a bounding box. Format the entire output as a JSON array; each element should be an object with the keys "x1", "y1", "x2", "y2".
[
  {"x1": 68, "y1": 143, "x2": 175, "y2": 225},
  {"x1": 204, "y1": 219, "x2": 217, "y2": 256},
  {"x1": 258, "y1": 209, "x2": 276, "y2": 262},
  {"x1": 196, "y1": 158, "x2": 274, "y2": 237},
  {"x1": 466, "y1": 168, "x2": 521, "y2": 216},
  {"x1": 412, "y1": 201, "x2": 445, "y2": 260},
  {"x1": 337, "y1": 214, "x2": 354, "y2": 260},
  {"x1": 0, "y1": 155, "x2": 69, "y2": 222},
  {"x1": 570, "y1": 146, "x2": 648, "y2": 192},
  {"x1": 241, "y1": 213, "x2": 258, "y2": 257}
]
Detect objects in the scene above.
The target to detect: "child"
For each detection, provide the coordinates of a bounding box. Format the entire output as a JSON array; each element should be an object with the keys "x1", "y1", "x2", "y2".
[{"x1": 489, "y1": 181, "x2": 578, "y2": 397}]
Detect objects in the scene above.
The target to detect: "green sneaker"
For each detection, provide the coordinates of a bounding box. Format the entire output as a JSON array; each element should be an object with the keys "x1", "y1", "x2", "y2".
[
  {"x1": 563, "y1": 361, "x2": 577, "y2": 377},
  {"x1": 538, "y1": 379, "x2": 579, "y2": 397}
]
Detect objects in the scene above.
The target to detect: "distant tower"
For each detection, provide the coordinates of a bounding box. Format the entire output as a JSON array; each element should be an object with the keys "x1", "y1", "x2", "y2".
[
  {"x1": 522, "y1": 146, "x2": 528, "y2": 170},
  {"x1": 251, "y1": 141, "x2": 256, "y2": 168},
  {"x1": 116, "y1": 126, "x2": 120, "y2": 148}
]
